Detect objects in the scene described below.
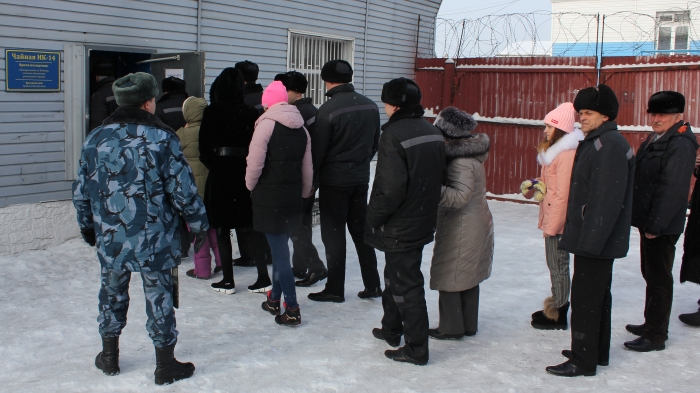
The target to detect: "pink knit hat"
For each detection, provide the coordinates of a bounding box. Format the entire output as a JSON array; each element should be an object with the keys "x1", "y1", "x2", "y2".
[
  {"x1": 543, "y1": 102, "x2": 576, "y2": 133},
  {"x1": 262, "y1": 81, "x2": 288, "y2": 109}
]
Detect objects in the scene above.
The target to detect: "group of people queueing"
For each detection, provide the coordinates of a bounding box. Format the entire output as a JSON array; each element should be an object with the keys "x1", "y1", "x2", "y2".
[{"x1": 522, "y1": 86, "x2": 700, "y2": 377}]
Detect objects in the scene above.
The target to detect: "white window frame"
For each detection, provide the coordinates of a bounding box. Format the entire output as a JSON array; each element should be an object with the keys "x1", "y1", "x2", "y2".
[{"x1": 656, "y1": 11, "x2": 691, "y2": 54}]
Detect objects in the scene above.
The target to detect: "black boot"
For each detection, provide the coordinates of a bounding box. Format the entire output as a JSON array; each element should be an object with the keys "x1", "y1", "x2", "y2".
[
  {"x1": 154, "y1": 344, "x2": 195, "y2": 385},
  {"x1": 296, "y1": 269, "x2": 328, "y2": 287},
  {"x1": 545, "y1": 360, "x2": 596, "y2": 377},
  {"x1": 262, "y1": 292, "x2": 281, "y2": 316},
  {"x1": 532, "y1": 299, "x2": 569, "y2": 330},
  {"x1": 625, "y1": 323, "x2": 645, "y2": 336},
  {"x1": 384, "y1": 345, "x2": 428, "y2": 366},
  {"x1": 275, "y1": 307, "x2": 301, "y2": 327},
  {"x1": 372, "y1": 328, "x2": 401, "y2": 347},
  {"x1": 95, "y1": 336, "x2": 120, "y2": 376},
  {"x1": 679, "y1": 310, "x2": 700, "y2": 327},
  {"x1": 357, "y1": 287, "x2": 382, "y2": 299}
]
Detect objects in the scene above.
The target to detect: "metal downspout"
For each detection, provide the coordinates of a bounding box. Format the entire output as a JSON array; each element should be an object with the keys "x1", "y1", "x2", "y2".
[
  {"x1": 362, "y1": 0, "x2": 370, "y2": 94},
  {"x1": 197, "y1": 0, "x2": 202, "y2": 52}
]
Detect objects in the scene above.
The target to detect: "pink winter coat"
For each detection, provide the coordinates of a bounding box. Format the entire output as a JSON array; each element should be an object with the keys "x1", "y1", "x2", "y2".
[{"x1": 537, "y1": 129, "x2": 584, "y2": 236}]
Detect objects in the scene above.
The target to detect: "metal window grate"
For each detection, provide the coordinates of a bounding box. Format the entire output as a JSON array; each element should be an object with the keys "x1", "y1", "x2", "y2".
[{"x1": 288, "y1": 32, "x2": 354, "y2": 106}]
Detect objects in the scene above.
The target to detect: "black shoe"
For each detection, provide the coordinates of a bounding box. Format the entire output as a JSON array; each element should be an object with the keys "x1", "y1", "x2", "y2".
[
  {"x1": 384, "y1": 346, "x2": 428, "y2": 366},
  {"x1": 296, "y1": 269, "x2": 328, "y2": 287},
  {"x1": 186, "y1": 269, "x2": 209, "y2": 280},
  {"x1": 248, "y1": 278, "x2": 272, "y2": 293},
  {"x1": 232, "y1": 257, "x2": 254, "y2": 267},
  {"x1": 625, "y1": 323, "x2": 645, "y2": 336},
  {"x1": 531, "y1": 302, "x2": 569, "y2": 330},
  {"x1": 154, "y1": 344, "x2": 195, "y2": 385},
  {"x1": 275, "y1": 307, "x2": 301, "y2": 327},
  {"x1": 211, "y1": 279, "x2": 236, "y2": 294},
  {"x1": 464, "y1": 330, "x2": 477, "y2": 336},
  {"x1": 262, "y1": 293, "x2": 281, "y2": 316},
  {"x1": 428, "y1": 328, "x2": 464, "y2": 340},
  {"x1": 624, "y1": 336, "x2": 665, "y2": 352},
  {"x1": 308, "y1": 290, "x2": 345, "y2": 303},
  {"x1": 679, "y1": 310, "x2": 700, "y2": 327},
  {"x1": 358, "y1": 286, "x2": 382, "y2": 299},
  {"x1": 372, "y1": 328, "x2": 401, "y2": 347},
  {"x1": 561, "y1": 350, "x2": 608, "y2": 366},
  {"x1": 213, "y1": 266, "x2": 223, "y2": 274},
  {"x1": 545, "y1": 360, "x2": 596, "y2": 377},
  {"x1": 95, "y1": 336, "x2": 120, "y2": 376}
]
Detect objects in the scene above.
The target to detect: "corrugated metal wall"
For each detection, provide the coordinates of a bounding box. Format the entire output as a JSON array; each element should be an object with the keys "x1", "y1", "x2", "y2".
[{"x1": 0, "y1": 0, "x2": 441, "y2": 208}]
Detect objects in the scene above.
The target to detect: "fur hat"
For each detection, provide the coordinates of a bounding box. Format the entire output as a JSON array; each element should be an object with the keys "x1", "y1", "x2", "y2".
[
  {"x1": 112, "y1": 72, "x2": 159, "y2": 107},
  {"x1": 210, "y1": 68, "x2": 245, "y2": 103},
  {"x1": 434, "y1": 106, "x2": 478, "y2": 138},
  {"x1": 321, "y1": 60, "x2": 353, "y2": 83},
  {"x1": 573, "y1": 84, "x2": 619, "y2": 121},
  {"x1": 92, "y1": 58, "x2": 115, "y2": 77},
  {"x1": 161, "y1": 76, "x2": 186, "y2": 93},
  {"x1": 544, "y1": 102, "x2": 577, "y2": 133},
  {"x1": 647, "y1": 91, "x2": 685, "y2": 114},
  {"x1": 262, "y1": 81, "x2": 289, "y2": 109},
  {"x1": 381, "y1": 78, "x2": 422, "y2": 107},
  {"x1": 235, "y1": 60, "x2": 259, "y2": 82},
  {"x1": 274, "y1": 71, "x2": 308, "y2": 93}
]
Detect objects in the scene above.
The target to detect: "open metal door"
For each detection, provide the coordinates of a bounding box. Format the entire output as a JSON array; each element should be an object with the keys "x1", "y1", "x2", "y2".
[{"x1": 140, "y1": 52, "x2": 206, "y2": 99}]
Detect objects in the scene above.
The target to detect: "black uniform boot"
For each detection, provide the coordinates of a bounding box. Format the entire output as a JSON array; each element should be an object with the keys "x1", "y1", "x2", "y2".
[
  {"x1": 154, "y1": 344, "x2": 195, "y2": 385},
  {"x1": 678, "y1": 310, "x2": 700, "y2": 327},
  {"x1": 532, "y1": 300, "x2": 569, "y2": 330},
  {"x1": 95, "y1": 336, "x2": 120, "y2": 376}
]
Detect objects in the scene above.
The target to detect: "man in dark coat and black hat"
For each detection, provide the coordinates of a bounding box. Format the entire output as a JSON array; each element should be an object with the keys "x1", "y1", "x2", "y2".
[
  {"x1": 547, "y1": 84, "x2": 635, "y2": 377},
  {"x1": 625, "y1": 91, "x2": 699, "y2": 350},
  {"x1": 365, "y1": 78, "x2": 446, "y2": 366},
  {"x1": 89, "y1": 58, "x2": 118, "y2": 131},
  {"x1": 236, "y1": 60, "x2": 264, "y2": 117},
  {"x1": 679, "y1": 154, "x2": 700, "y2": 327},
  {"x1": 155, "y1": 76, "x2": 189, "y2": 132}
]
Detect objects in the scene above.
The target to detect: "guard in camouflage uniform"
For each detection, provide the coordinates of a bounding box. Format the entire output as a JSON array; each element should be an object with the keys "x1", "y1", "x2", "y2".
[{"x1": 72, "y1": 72, "x2": 209, "y2": 386}]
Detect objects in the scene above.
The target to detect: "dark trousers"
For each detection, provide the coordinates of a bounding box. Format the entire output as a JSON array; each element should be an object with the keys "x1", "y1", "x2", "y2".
[
  {"x1": 217, "y1": 227, "x2": 270, "y2": 282},
  {"x1": 438, "y1": 286, "x2": 479, "y2": 335},
  {"x1": 381, "y1": 247, "x2": 429, "y2": 359},
  {"x1": 319, "y1": 184, "x2": 380, "y2": 296},
  {"x1": 291, "y1": 196, "x2": 325, "y2": 275},
  {"x1": 640, "y1": 233, "x2": 680, "y2": 343},
  {"x1": 266, "y1": 232, "x2": 298, "y2": 309},
  {"x1": 180, "y1": 222, "x2": 191, "y2": 256},
  {"x1": 569, "y1": 255, "x2": 613, "y2": 372}
]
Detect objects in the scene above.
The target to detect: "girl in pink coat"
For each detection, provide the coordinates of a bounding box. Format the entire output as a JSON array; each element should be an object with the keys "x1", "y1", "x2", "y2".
[{"x1": 525, "y1": 102, "x2": 583, "y2": 330}]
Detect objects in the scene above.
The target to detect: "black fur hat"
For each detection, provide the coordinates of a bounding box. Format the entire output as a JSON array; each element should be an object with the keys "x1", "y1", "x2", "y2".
[
  {"x1": 210, "y1": 67, "x2": 245, "y2": 103},
  {"x1": 381, "y1": 78, "x2": 422, "y2": 107},
  {"x1": 235, "y1": 60, "x2": 259, "y2": 82},
  {"x1": 647, "y1": 91, "x2": 685, "y2": 114},
  {"x1": 321, "y1": 60, "x2": 353, "y2": 83},
  {"x1": 92, "y1": 58, "x2": 115, "y2": 77},
  {"x1": 112, "y1": 72, "x2": 159, "y2": 107},
  {"x1": 573, "y1": 84, "x2": 619, "y2": 121},
  {"x1": 274, "y1": 71, "x2": 308, "y2": 93},
  {"x1": 434, "y1": 106, "x2": 478, "y2": 138},
  {"x1": 161, "y1": 76, "x2": 186, "y2": 93}
]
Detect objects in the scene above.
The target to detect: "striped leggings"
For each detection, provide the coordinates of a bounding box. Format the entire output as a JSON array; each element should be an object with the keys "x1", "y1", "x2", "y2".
[{"x1": 545, "y1": 235, "x2": 571, "y2": 308}]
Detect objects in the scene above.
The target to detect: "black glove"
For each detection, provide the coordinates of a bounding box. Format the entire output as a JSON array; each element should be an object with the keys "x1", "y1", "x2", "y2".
[
  {"x1": 80, "y1": 228, "x2": 96, "y2": 247},
  {"x1": 193, "y1": 231, "x2": 207, "y2": 254}
]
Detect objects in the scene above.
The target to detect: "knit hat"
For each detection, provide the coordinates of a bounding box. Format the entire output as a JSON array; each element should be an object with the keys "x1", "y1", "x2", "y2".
[
  {"x1": 235, "y1": 60, "x2": 259, "y2": 82},
  {"x1": 161, "y1": 76, "x2": 186, "y2": 93},
  {"x1": 112, "y1": 72, "x2": 159, "y2": 107},
  {"x1": 381, "y1": 78, "x2": 422, "y2": 107},
  {"x1": 573, "y1": 84, "x2": 619, "y2": 121},
  {"x1": 321, "y1": 60, "x2": 353, "y2": 83},
  {"x1": 647, "y1": 91, "x2": 685, "y2": 114},
  {"x1": 274, "y1": 71, "x2": 308, "y2": 93},
  {"x1": 262, "y1": 81, "x2": 288, "y2": 109},
  {"x1": 544, "y1": 102, "x2": 577, "y2": 133},
  {"x1": 434, "y1": 106, "x2": 477, "y2": 138}
]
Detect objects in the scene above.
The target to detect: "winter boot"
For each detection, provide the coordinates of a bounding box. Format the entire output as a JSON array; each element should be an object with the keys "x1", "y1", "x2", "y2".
[
  {"x1": 262, "y1": 291, "x2": 281, "y2": 315},
  {"x1": 275, "y1": 307, "x2": 301, "y2": 327},
  {"x1": 211, "y1": 278, "x2": 236, "y2": 294},
  {"x1": 531, "y1": 297, "x2": 568, "y2": 330},
  {"x1": 153, "y1": 344, "x2": 195, "y2": 385},
  {"x1": 248, "y1": 277, "x2": 272, "y2": 293},
  {"x1": 357, "y1": 287, "x2": 382, "y2": 299},
  {"x1": 384, "y1": 345, "x2": 429, "y2": 366},
  {"x1": 679, "y1": 309, "x2": 700, "y2": 327},
  {"x1": 95, "y1": 336, "x2": 120, "y2": 376}
]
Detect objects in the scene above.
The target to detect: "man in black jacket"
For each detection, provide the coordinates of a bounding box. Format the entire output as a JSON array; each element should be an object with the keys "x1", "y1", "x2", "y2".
[
  {"x1": 366, "y1": 78, "x2": 446, "y2": 366},
  {"x1": 547, "y1": 85, "x2": 635, "y2": 377},
  {"x1": 625, "y1": 91, "x2": 699, "y2": 351},
  {"x1": 155, "y1": 77, "x2": 188, "y2": 132},
  {"x1": 274, "y1": 71, "x2": 329, "y2": 287},
  {"x1": 307, "y1": 60, "x2": 382, "y2": 303},
  {"x1": 89, "y1": 59, "x2": 118, "y2": 132},
  {"x1": 236, "y1": 60, "x2": 264, "y2": 117}
]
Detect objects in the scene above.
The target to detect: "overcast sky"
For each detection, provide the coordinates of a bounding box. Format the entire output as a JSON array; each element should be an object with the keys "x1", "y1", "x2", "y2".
[{"x1": 437, "y1": 0, "x2": 553, "y2": 20}]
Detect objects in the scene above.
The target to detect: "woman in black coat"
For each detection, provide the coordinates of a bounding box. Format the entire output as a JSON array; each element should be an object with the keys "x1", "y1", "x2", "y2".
[
  {"x1": 199, "y1": 68, "x2": 271, "y2": 294},
  {"x1": 680, "y1": 159, "x2": 700, "y2": 326}
]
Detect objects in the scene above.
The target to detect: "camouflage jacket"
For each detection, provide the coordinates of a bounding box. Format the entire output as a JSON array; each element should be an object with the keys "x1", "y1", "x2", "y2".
[{"x1": 72, "y1": 106, "x2": 209, "y2": 272}]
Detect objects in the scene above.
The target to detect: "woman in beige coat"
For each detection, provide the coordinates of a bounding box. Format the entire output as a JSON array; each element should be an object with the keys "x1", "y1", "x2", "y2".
[{"x1": 429, "y1": 107, "x2": 494, "y2": 340}]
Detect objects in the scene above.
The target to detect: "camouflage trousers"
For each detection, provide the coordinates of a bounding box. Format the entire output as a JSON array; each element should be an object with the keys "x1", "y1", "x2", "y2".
[{"x1": 97, "y1": 267, "x2": 178, "y2": 348}]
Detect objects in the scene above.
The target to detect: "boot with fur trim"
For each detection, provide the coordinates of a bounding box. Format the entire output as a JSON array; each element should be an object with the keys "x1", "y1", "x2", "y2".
[{"x1": 531, "y1": 297, "x2": 569, "y2": 330}]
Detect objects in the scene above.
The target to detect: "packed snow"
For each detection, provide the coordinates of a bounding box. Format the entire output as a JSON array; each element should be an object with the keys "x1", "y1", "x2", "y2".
[{"x1": 1, "y1": 201, "x2": 699, "y2": 392}]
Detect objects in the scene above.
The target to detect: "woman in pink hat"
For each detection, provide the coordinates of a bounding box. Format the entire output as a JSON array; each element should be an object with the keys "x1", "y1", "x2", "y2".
[
  {"x1": 524, "y1": 102, "x2": 583, "y2": 330},
  {"x1": 246, "y1": 81, "x2": 313, "y2": 326}
]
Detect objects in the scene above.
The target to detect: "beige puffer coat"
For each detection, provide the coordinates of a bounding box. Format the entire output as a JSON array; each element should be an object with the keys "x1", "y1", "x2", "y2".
[
  {"x1": 430, "y1": 133, "x2": 494, "y2": 292},
  {"x1": 176, "y1": 97, "x2": 209, "y2": 198}
]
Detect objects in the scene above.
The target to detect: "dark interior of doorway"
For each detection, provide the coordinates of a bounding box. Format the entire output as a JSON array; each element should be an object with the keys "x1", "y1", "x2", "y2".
[{"x1": 88, "y1": 50, "x2": 151, "y2": 93}]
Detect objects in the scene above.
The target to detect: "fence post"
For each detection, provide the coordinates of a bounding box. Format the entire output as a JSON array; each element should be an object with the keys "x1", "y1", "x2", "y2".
[{"x1": 442, "y1": 58, "x2": 455, "y2": 109}]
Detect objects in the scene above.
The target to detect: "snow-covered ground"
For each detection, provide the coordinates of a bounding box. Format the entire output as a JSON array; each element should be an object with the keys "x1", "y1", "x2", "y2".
[{"x1": 1, "y1": 201, "x2": 699, "y2": 392}]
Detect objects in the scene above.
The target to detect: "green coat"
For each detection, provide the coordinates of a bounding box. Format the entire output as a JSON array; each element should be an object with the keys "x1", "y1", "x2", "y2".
[{"x1": 176, "y1": 97, "x2": 209, "y2": 199}]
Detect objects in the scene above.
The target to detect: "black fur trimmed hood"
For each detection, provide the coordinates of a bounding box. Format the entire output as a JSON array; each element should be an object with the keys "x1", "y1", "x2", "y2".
[{"x1": 445, "y1": 133, "x2": 490, "y2": 161}]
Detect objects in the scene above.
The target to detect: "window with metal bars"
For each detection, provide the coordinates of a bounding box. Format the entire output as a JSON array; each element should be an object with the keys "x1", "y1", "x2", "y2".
[{"x1": 287, "y1": 30, "x2": 355, "y2": 106}]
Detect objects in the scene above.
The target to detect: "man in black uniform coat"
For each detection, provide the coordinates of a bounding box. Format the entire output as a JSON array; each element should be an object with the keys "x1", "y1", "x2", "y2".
[
  {"x1": 365, "y1": 78, "x2": 446, "y2": 365},
  {"x1": 625, "y1": 91, "x2": 698, "y2": 350},
  {"x1": 89, "y1": 59, "x2": 118, "y2": 131},
  {"x1": 155, "y1": 77, "x2": 188, "y2": 131},
  {"x1": 236, "y1": 60, "x2": 264, "y2": 117},
  {"x1": 274, "y1": 71, "x2": 329, "y2": 287},
  {"x1": 679, "y1": 154, "x2": 700, "y2": 327},
  {"x1": 307, "y1": 60, "x2": 382, "y2": 303},
  {"x1": 546, "y1": 85, "x2": 635, "y2": 377}
]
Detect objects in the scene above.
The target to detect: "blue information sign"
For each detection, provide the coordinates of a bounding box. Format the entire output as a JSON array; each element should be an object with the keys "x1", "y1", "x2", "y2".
[{"x1": 5, "y1": 49, "x2": 61, "y2": 92}]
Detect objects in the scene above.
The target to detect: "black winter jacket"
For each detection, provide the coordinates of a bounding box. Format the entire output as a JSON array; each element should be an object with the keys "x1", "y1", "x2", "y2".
[
  {"x1": 364, "y1": 105, "x2": 446, "y2": 252},
  {"x1": 155, "y1": 91, "x2": 189, "y2": 132},
  {"x1": 311, "y1": 84, "x2": 380, "y2": 188},
  {"x1": 293, "y1": 97, "x2": 318, "y2": 133},
  {"x1": 632, "y1": 121, "x2": 698, "y2": 236},
  {"x1": 681, "y1": 169, "x2": 700, "y2": 284},
  {"x1": 559, "y1": 121, "x2": 635, "y2": 259},
  {"x1": 89, "y1": 77, "x2": 118, "y2": 131},
  {"x1": 243, "y1": 83, "x2": 264, "y2": 118}
]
